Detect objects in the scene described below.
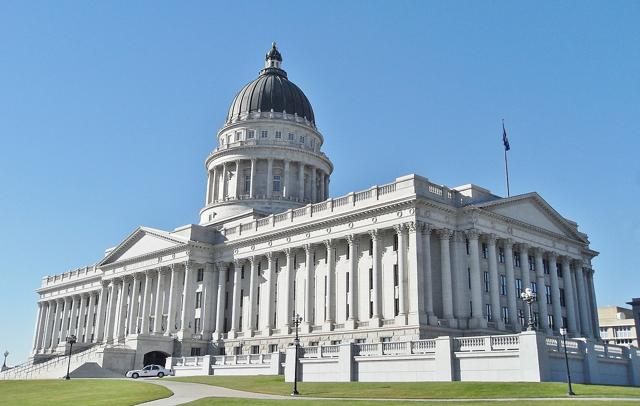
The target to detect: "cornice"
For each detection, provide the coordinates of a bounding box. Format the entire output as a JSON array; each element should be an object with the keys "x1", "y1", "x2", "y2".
[{"x1": 205, "y1": 143, "x2": 334, "y2": 172}]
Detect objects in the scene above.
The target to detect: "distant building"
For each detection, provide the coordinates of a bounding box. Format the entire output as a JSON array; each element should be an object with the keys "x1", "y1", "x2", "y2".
[{"x1": 598, "y1": 305, "x2": 638, "y2": 347}]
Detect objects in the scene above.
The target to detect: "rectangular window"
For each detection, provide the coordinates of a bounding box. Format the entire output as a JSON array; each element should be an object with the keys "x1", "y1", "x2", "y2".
[
  {"x1": 482, "y1": 243, "x2": 488, "y2": 259},
  {"x1": 331, "y1": 340, "x2": 342, "y2": 345},
  {"x1": 562, "y1": 316, "x2": 567, "y2": 329},
  {"x1": 559, "y1": 288, "x2": 566, "y2": 307},
  {"x1": 235, "y1": 131, "x2": 241, "y2": 141},
  {"x1": 514, "y1": 252, "x2": 521, "y2": 267},
  {"x1": 543, "y1": 259, "x2": 550, "y2": 275},
  {"x1": 393, "y1": 264, "x2": 398, "y2": 286},
  {"x1": 466, "y1": 239, "x2": 470, "y2": 255},
  {"x1": 261, "y1": 130, "x2": 268, "y2": 138},
  {"x1": 226, "y1": 270, "x2": 230, "y2": 282},
  {"x1": 484, "y1": 271, "x2": 490, "y2": 292},
  {"x1": 225, "y1": 292, "x2": 229, "y2": 309},
  {"x1": 245, "y1": 175, "x2": 251, "y2": 193},
  {"x1": 468, "y1": 268, "x2": 471, "y2": 290},
  {"x1": 369, "y1": 268, "x2": 373, "y2": 290},
  {"x1": 486, "y1": 303, "x2": 492, "y2": 321},
  {"x1": 273, "y1": 175, "x2": 281, "y2": 192},
  {"x1": 533, "y1": 312, "x2": 539, "y2": 328},
  {"x1": 500, "y1": 275, "x2": 507, "y2": 295},
  {"x1": 354, "y1": 338, "x2": 366, "y2": 344},
  {"x1": 275, "y1": 131, "x2": 282, "y2": 139},
  {"x1": 530, "y1": 281, "x2": 537, "y2": 294},
  {"x1": 516, "y1": 278, "x2": 523, "y2": 297},
  {"x1": 394, "y1": 298, "x2": 399, "y2": 317},
  {"x1": 393, "y1": 234, "x2": 398, "y2": 251},
  {"x1": 369, "y1": 300, "x2": 373, "y2": 318},
  {"x1": 197, "y1": 269, "x2": 204, "y2": 282},
  {"x1": 346, "y1": 272, "x2": 350, "y2": 292},
  {"x1": 247, "y1": 130, "x2": 255, "y2": 139},
  {"x1": 191, "y1": 347, "x2": 201, "y2": 356},
  {"x1": 545, "y1": 285, "x2": 552, "y2": 304},
  {"x1": 528, "y1": 255, "x2": 535, "y2": 271},
  {"x1": 241, "y1": 266, "x2": 245, "y2": 279},
  {"x1": 269, "y1": 344, "x2": 278, "y2": 353},
  {"x1": 194, "y1": 317, "x2": 201, "y2": 332},
  {"x1": 195, "y1": 292, "x2": 202, "y2": 309},
  {"x1": 548, "y1": 314, "x2": 554, "y2": 330},
  {"x1": 299, "y1": 135, "x2": 305, "y2": 143},
  {"x1": 381, "y1": 336, "x2": 392, "y2": 343},
  {"x1": 240, "y1": 289, "x2": 244, "y2": 307},
  {"x1": 501, "y1": 307, "x2": 509, "y2": 324},
  {"x1": 251, "y1": 345, "x2": 260, "y2": 354},
  {"x1": 518, "y1": 309, "x2": 525, "y2": 327},
  {"x1": 369, "y1": 239, "x2": 373, "y2": 256},
  {"x1": 235, "y1": 346, "x2": 242, "y2": 355},
  {"x1": 556, "y1": 262, "x2": 563, "y2": 278},
  {"x1": 498, "y1": 248, "x2": 505, "y2": 263},
  {"x1": 288, "y1": 132, "x2": 294, "y2": 140}
]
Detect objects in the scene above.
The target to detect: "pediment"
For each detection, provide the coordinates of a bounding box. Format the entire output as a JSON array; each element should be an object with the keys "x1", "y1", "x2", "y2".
[
  {"x1": 476, "y1": 194, "x2": 583, "y2": 241},
  {"x1": 98, "y1": 227, "x2": 188, "y2": 266}
]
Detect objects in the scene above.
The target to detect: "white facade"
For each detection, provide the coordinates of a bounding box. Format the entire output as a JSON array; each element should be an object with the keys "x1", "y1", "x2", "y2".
[{"x1": 25, "y1": 45, "x2": 603, "y2": 375}]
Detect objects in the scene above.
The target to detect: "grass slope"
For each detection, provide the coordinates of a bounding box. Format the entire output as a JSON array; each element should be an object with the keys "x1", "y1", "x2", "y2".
[
  {"x1": 170, "y1": 375, "x2": 640, "y2": 399},
  {"x1": 0, "y1": 379, "x2": 172, "y2": 406},
  {"x1": 185, "y1": 398, "x2": 640, "y2": 406}
]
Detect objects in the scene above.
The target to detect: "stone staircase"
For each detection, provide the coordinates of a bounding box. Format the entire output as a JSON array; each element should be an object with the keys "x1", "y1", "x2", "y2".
[{"x1": 0, "y1": 341, "x2": 128, "y2": 380}]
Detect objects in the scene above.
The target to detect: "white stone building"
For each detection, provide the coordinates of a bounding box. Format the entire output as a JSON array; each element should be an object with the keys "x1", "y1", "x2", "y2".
[{"x1": 25, "y1": 44, "x2": 603, "y2": 373}]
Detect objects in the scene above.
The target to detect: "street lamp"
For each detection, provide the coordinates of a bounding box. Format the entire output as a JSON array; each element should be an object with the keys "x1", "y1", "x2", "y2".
[
  {"x1": 520, "y1": 287, "x2": 537, "y2": 331},
  {"x1": 559, "y1": 328, "x2": 575, "y2": 396},
  {"x1": 291, "y1": 313, "x2": 303, "y2": 396},
  {"x1": 1, "y1": 350, "x2": 8, "y2": 372},
  {"x1": 64, "y1": 335, "x2": 77, "y2": 380}
]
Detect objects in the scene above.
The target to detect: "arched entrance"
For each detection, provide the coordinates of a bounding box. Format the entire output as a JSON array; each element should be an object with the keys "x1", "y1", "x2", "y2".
[{"x1": 143, "y1": 351, "x2": 169, "y2": 367}]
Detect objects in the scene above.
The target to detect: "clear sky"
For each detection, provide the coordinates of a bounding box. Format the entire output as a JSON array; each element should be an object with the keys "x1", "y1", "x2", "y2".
[{"x1": 1, "y1": 1, "x2": 638, "y2": 363}]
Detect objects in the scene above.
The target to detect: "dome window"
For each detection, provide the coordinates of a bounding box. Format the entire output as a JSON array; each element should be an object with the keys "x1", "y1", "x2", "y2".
[
  {"x1": 261, "y1": 130, "x2": 268, "y2": 138},
  {"x1": 273, "y1": 175, "x2": 281, "y2": 192},
  {"x1": 299, "y1": 135, "x2": 305, "y2": 143},
  {"x1": 275, "y1": 131, "x2": 282, "y2": 139},
  {"x1": 288, "y1": 132, "x2": 294, "y2": 141},
  {"x1": 247, "y1": 130, "x2": 255, "y2": 139}
]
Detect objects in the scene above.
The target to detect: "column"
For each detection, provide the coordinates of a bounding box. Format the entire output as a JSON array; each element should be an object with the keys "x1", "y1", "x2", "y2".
[
  {"x1": 249, "y1": 159, "x2": 256, "y2": 198},
  {"x1": 283, "y1": 249, "x2": 293, "y2": 333},
  {"x1": 50, "y1": 299, "x2": 64, "y2": 349},
  {"x1": 212, "y1": 166, "x2": 219, "y2": 202},
  {"x1": 235, "y1": 159, "x2": 242, "y2": 199},
  {"x1": 323, "y1": 240, "x2": 335, "y2": 330},
  {"x1": 562, "y1": 257, "x2": 578, "y2": 335},
  {"x1": 32, "y1": 302, "x2": 45, "y2": 352},
  {"x1": 310, "y1": 166, "x2": 317, "y2": 202},
  {"x1": 105, "y1": 280, "x2": 119, "y2": 341},
  {"x1": 283, "y1": 160, "x2": 290, "y2": 199},
  {"x1": 395, "y1": 225, "x2": 407, "y2": 323},
  {"x1": 213, "y1": 263, "x2": 228, "y2": 339},
  {"x1": 246, "y1": 257, "x2": 258, "y2": 335},
  {"x1": 166, "y1": 265, "x2": 181, "y2": 335},
  {"x1": 153, "y1": 269, "x2": 167, "y2": 334},
  {"x1": 324, "y1": 173, "x2": 330, "y2": 199},
  {"x1": 519, "y1": 243, "x2": 531, "y2": 326},
  {"x1": 140, "y1": 271, "x2": 153, "y2": 335},
  {"x1": 263, "y1": 253, "x2": 275, "y2": 335},
  {"x1": 303, "y1": 244, "x2": 314, "y2": 332},
  {"x1": 438, "y1": 229, "x2": 455, "y2": 323},
  {"x1": 86, "y1": 292, "x2": 97, "y2": 343},
  {"x1": 503, "y1": 239, "x2": 519, "y2": 332},
  {"x1": 574, "y1": 260, "x2": 592, "y2": 337},
  {"x1": 44, "y1": 300, "x2": 57, "y2": 350},
  {"x1": 229, "y1": 260, "x2": 242, "y2": 338},
  {"x1": 548, "y1": 253, "x2": 562, "y2": 333},
  {"x1": 451, "y1": 231, "x2": 469, "y2": 322},
  {"x1": 346, "y1": 235, "x2": 359, "y2": 328},
  {"x1": 77, "y1": 294, "x2": 88, "y2": 341},
  {"x1": 221, "y1": 162, "x2": 229, "y2": 199},
  {"x1": 127, "y1": 274, "x2": 141, "y2": 335},
  {"x1": 68, "y1": 295, "x2": 78, "y2": 337},
  {"x1": 266, "y1": 158, "x2": 274, "y2": 198},
  {"x1": 487, "y1": 234, "x2": 503, "y2": 330},
  {"x1": 319, "y1": 172, "x2": 325, "y2": 201},
  {"x1": 179, "y1": 262, "x2": 196, "y2": 337},
  {"x1": 422, "y1": 225, "x2": 437, "y2": 325},
  {"x1": 587, "y1": 269, "x2": 600, "y2": 339},
  {"x1": 407, "y1": 222, "x2": 426, "y2": 325},
  {"x1": 369, "y1": 230, "x2": 381, "y2": 326},
  {"x1": 202, "y1": 262, "x2": 216, "y2": 338},
  {"x1": 61, "y1": 296, "x2": 72, "y2": 340},
  {"x1": 534, "y1": 248, "x2": 549, "y2": 331},
  {"x1": 117, "y1": 277, "x2": 131, "y2": 340},
  {"x1": 467, "y1": 229, "x2": 484, "y2": 328},
  {"x1": 95, "y1": 282, "x2": 109, "y2": 342},
  {"x1": 298, "y1": 162, "x2": 305, "y2": 201},
  {"x1": 206, "y1": 169, "x2": 213, "y2": 204}
]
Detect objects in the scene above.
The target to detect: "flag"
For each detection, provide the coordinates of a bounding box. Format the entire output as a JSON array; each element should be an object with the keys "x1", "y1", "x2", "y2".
[{"x1": 502, "y1": 121, "x2": 510, "y2": 151}]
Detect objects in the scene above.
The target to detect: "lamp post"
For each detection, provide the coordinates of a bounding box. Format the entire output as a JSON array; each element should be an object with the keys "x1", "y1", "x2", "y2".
[
  {"x1": 559, "y1": 328, "x2": 575, "y2": 396},
  {"x1": 64, "y1": 335, "x2": 77, "y2": 380},
  {"x1": 1, "y1": 351, "x2": 8, "y2": 372},
  {"x1": 520, "y1": 287, "x2": 537, "y2": 331},
  {"x1": 291, "y1": 313, "x2": 302, "y2": 396}
]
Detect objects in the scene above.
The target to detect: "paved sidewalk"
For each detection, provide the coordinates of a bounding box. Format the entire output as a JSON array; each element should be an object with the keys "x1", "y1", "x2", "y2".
[{"x1": 137, "y1": 379, "x2": 640, "y2": 405}]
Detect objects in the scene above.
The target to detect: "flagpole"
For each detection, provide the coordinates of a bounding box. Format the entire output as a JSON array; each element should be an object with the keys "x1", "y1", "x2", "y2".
[{"x1": 502, "y1": 119, "x2": 511, "y2": 197}]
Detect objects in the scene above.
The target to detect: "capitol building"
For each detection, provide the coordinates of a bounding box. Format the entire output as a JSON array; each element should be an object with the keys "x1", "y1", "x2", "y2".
[{"x1": 14, "y1": 44, "x2": 632, "y2": 384}]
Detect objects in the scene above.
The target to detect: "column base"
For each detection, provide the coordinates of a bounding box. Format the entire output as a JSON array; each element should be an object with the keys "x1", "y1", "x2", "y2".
[
  {"x1": 468, "y1": 317, "x2": 487, "y2": 329},
  {"x1": 369, "y1": 317, "x2": 381, "y2": 328},
  {"x1": 407, "y1": 312, "x2": 427, "y2": 326},
  {"x1": 321, "y1": 322, "x2": 334, "y2": 332},
  {"x1": 176, "y1": 330, "x2": 191, "y2": 340},
  {"x1": 394, "y1": 314, "x2": 407, "y2": 325},
  {"x1": 281, "y1": 325, "x2": 291, "y2": 335},
  {"x1": 345, "y1": 319, "x2": 357, "y2": 330},
  {"x1": 261, "y1": 327, "x2": 272, "y2": 337},
  {"x1": 427, "y1": 313, "x2": 438, "y2": 326},
  {"x1": 301, "y1": 323, "x2": 311, "y2": 334},
  {"x1": 212, "y1": 331, "x2": 224, "y2": 341},
  {"x1": 243, "y1": 329, "x2": 254, "y2": 338},
  {"x1": 227, "y1": 330, "x2": 237, "y2": 339}
]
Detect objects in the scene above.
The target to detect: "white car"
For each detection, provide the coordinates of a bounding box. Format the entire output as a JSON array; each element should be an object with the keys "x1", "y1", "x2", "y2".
[{"x1": 126, "y1": 364, "x2": 174, "y2": 379}]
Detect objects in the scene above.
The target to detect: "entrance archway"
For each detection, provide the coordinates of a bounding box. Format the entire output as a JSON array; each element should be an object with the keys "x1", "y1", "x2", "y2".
[{"x1": 143, "y1": 351, "x2": 169, "y2": 367}]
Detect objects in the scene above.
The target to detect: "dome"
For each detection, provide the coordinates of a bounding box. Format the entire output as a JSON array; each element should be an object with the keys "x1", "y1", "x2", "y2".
[{"x1": 226, "y1": 43, "x2": 315, "y2": 125}]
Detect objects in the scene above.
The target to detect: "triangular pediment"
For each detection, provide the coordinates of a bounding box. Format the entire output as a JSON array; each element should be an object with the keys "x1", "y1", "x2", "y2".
[
  {"x1": 476, "y1": 193, "x2": 584, "y2": 241},
  {"x1": 98, "y1": 226, "x2": 188, "y2": 266}
]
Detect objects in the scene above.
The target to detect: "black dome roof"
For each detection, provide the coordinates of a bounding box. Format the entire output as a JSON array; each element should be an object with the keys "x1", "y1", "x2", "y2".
[{"x1": 226, "y1": 44, "x2": 315, "y2": 125}]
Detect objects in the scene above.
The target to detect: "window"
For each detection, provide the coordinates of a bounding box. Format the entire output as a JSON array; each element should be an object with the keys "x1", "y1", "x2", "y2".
[
  {"x1": 194, "y1": 317, "x2": 201, "y2": 332},
  {"x1": 355, "y1": 338, "x2": 366, "y2": 344},
  {"x1": 195, "y1": 292, "x2": 202, "y2": 309},
  {"x1": 251, "y1": 345, "x2": 260, "y2": 354},
  {"x1": 530, "y1": 281, "x2": 537, "y2": 294},
  {"x1": 245, "y1": 175, "x2": 251, "y2": 192},
  {"x1": 484, "y1": 271, "x2": 490, "y2": 292},
  {"x1": 468, "y1": 268, "x2": 471, "y2": 289},
  {"x1": 275, "y1": 131, "x2": 282, "y2": 139},
  {"x1": 381, "y1": 337, "x2": 392, "y2": 343},
  {"x1": 393, "y1": 264, "x2": 398, "y2": 287},
  {"x1": 514, "y1": 252, "x2": 521, "y2": 267},
  {"x1": 559, "y1": 288, "x2": 566, "y2": 307},
  {"x1": 234, "y1": 346, "x2": 242, "y2": 355},
  {"x1": 527, "y1": 255, "x2": 533, "y2": 271},
  {"x1": 261, "y1": 130, "x2": 268, "y2": 138},
  {"x1": 393, "y1": 234, "x2": 398, "y2": 251},
  {"x1": 235, "y1": 131, "x2": 241, "y2": 141},
  {"x1": 518, "y1": 309, "x2": 525, "y2": 327},
  {"x1": 225, "y1": 292, "x2": 228, "y2": 309},
  {"x1": 288, "y1": 132, "x2": 294, "y2": 140},
  {"x1": 247, "y1": 130, "x2": 255, "y2": 139},
  {"x1": 197, "y1": 269, "x2": 204, "y2": 282},
  {"x1": 299, "y1": 135, "x2": 305, "y2": 143},
  {"x1": 516, "y1": 279, "x2": 523, "y2": 297},
  {"x1": 545, "y1": 285, "x2": 552, "y2": 304},
  {"x1": 226, "y1": 270, "x2": 230, "y2": 282},
  {"x1": 557, "y1": 262, "x2": 563, "y2": 278},
  {"x1": 500, "y1": 275, "x2": 507, "y2": 295},
  {"x1": 614, "y1": 326, "x2": 633, "y2": 338},
  {"x1": 346, "y1": 272, "x2": 350, "y2": 293},
  {"x1": 369, "y1": 268, "x2": 373, "y2": 290},
  {"x1": 269, "y1": 344, "x2": 278, "y2": 353},
  {"x1": 548, "y1": 314, "x2": 554, "y2": 330},
  {"x1": 369, "y1": 239, "x2": 373, "y2": 256},
  {"x1": 502, "y1": 307, "x2": 510, "y2": 324},
  {"x1": 369, "y1": 300, "x2": 374, "y2": 318},
  {"x1": 486, "y1": 304, "x2": 492, "y2": 321},
  {"x1": 543, "y1": 259, "x2": 550, "y2": 275},
  {"x1": 498, "y1": 247, "x2": 505, "y2": 263},
  {"x1": 533, "y1": 312, "x2": 539, "y2": 328},
  {"x1": 273, "y1": 175, "x2": 281, "y2": 192},
  {"x1": 309, "y1": 341, "x2": 319, "y2": 347},
  {"x1": 562, "y1": 317, "x2": 567, "y2": 329},
  {"x1": 241, "y1": 266, "x2": 245, "y2": 279},
  {"x1": 330, "y1": 340, "x2": 342, "y2": 345},
  {"x1": 240, "y1": 289, "x2": 244, "y2": 307},
  {"x1": 465, "y1": 239, "x2": 470, "y2": 255},
  {"x1": 482, "y1": 243, "x2": 488, "y2": 259}
]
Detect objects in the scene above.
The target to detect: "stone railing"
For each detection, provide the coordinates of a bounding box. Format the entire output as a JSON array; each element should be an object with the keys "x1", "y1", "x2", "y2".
[
  {"x1": 40, "y1": 265, "x2": 100, "y2": 288},
  {"x1": 210, "y1": 353, "x2": 272, "y2": 366},
  {"x1": 454, "y1": 334, "x2": 520, "y2": 352},
  {"x1": 353, "y1": 339, "x2": 437, "y2": 357},
  {"x1": 221, "y1": 175, "x2": 465, "y2": 241}
]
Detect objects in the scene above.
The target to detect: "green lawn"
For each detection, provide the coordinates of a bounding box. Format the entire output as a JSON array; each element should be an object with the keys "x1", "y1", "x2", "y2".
[
  {"x1": 170, "y1": 375, "x2": 640, "y2": 399},
  {"x1": 0, "y1": 379, "x2": 172, "y2": 406},
  {"x1": 185, "y1": 398, "x2": 640, "y2": 406}
]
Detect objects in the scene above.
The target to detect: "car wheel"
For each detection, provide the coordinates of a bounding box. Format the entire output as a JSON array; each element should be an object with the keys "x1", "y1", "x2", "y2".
[
  {"x1": 157, "y1": 372, "x2": 164, "y2": 378},
  {"x1": 132, "y1": 373, "x2": 139, "y2": 379}
]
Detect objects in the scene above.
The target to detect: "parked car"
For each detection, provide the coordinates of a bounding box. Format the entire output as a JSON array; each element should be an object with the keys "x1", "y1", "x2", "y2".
[{"x1": 126, "y1": 364, "x2": 174, "y2": 379}]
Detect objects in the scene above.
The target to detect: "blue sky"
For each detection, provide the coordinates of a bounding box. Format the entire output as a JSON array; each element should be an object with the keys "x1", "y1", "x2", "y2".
[{"x1": 1, "y1": 1, "x2": 638, "y2": 362}]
